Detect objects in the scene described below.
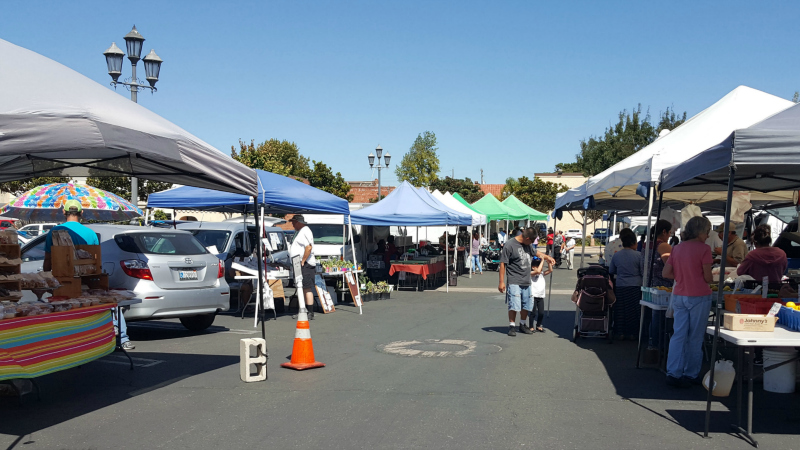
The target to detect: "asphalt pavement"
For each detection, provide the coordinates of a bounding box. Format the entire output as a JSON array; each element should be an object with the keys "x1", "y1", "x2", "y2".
[{"x1": 1, "y1": 266, "x2": 798, "y2": 449}]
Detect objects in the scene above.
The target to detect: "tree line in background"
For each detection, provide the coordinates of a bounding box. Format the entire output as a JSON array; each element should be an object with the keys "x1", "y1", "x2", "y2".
[
  {"x1": 231, "y1": 138, "x2": 353, "y2": 201},
  {"x1": 555, "y1": 105, "x2": 686, "y2": 177}
]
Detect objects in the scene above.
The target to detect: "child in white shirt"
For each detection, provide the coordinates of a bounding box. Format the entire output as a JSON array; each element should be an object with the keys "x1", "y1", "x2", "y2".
[{"x1": 528, "y1": 254, "x2": 553, "y2": 332}]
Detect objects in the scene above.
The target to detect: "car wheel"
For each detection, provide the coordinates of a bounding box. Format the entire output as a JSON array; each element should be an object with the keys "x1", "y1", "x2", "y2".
[{"x1": 180, "y1": 313, "x2": 217, "y2": 331}]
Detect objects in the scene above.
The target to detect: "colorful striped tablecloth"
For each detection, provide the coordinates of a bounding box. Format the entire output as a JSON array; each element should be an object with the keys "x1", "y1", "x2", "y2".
[{"x1": 0, "y1": 304, "x2": 115, "y2": 381}]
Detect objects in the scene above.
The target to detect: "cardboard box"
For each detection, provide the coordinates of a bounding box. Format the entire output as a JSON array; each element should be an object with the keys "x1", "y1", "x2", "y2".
[{"x1": 723, "y1": 313, "x2": 779, "y2": 332}]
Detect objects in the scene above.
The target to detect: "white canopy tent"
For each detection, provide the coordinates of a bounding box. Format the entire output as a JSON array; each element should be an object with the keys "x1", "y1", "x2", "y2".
[
  {"x1": 555, "y1": 86, "x2": 793, "y2": 211},
  {"x1": 432, "y1": 190, "x2": 487, "y2": 226}
]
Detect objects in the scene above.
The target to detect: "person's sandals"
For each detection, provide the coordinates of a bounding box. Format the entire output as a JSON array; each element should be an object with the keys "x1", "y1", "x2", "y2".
[{"x1": 536, "y1": 326, "x2": 545, "y2": 333}]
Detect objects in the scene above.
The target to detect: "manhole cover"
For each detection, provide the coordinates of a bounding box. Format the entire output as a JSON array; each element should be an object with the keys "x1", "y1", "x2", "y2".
[{"x1": 378, "y1": 339, "x2": 501, "y2": 357}]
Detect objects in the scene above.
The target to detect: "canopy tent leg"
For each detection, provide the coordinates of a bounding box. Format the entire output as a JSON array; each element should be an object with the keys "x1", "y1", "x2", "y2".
[
  {"x1": 469, "y1": 226, "x2": 473, "y2": 279},
  {"x1": 144, "y1": 208, "x2": 150, "y2": 225},
  {"x1": 636, "y1": 184, "x2": 656, "y2": 370},
  {"x1": 348, "y1": 215, "x2": 362, "y2": 315},
  {"x1": 704, "y1": 166, "x2": 736, "y2": 438},
  {"x1": 446, "y1": 229, "x2": 449, "y2": 293},
  {"x1": 580, "y1": 213, "x2": 588, "y2": 268},
  {"x1": 547, "y1": 215, "x2": 558, "y2": 318},
  {"x1": 647, "y1": 191, "x2": 665, "y2": 284},
  {"x1": 252, "y1": 200, "x2": 268, "y2": 379}
]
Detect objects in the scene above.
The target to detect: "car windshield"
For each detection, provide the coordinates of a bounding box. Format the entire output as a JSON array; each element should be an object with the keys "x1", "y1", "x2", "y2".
[
  {"x1": 190, "y1": 230, "x2": 232, "y2": 254},
  {"x1": 22, "y1": 238, "x2": 46, "y2": 262},
  {"x1": 117, "y1": 232, "x2": 208, "y2": 255},
  {"x1": 307, "y1": 224, "x2": 346, "y2": 245}
]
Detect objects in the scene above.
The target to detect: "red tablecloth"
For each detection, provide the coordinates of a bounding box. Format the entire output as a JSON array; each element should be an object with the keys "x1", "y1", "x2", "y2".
[{"x1": 389, "y1": 261, "x2": 446, "y2": 280}]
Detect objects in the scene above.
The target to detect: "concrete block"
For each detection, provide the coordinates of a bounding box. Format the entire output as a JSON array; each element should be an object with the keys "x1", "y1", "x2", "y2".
[{"x1": 240, "y1": 338, "x2": 267, "y2": 382}]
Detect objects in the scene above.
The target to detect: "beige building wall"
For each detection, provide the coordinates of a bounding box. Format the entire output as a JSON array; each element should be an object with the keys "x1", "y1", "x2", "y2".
[{"x1": 535, "y1": 172, "x2": 602, "y2": 239}]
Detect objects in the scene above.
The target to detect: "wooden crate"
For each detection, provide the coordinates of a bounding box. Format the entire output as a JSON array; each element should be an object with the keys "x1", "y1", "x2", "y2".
[
  {"x1": 0, "y1": 279, "x2": 22, "y2": 291},
  {"x1": 0, "y1": 244, "x2": 21, "y2": 259},
  {"x1": 51, "y1": 245, "x2": 102, "y2": 278},
  {"x1": 53, "y1": 273, "x2": 109, "y2": 298}
]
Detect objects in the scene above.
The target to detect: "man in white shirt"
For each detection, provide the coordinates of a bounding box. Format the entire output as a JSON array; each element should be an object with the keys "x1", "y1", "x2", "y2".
[
  {"x1": 497, "y1": 228, "x2": 507, "y2": 246},
  {"x1": 290, "y1": 215, "x2": 318, "y2": 319},
  {"x1": 564, "y1": 236, "x2": 577, "y2": 270}
]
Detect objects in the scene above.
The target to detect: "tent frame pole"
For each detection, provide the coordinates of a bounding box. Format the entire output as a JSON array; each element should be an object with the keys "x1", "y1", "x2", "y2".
[
  {"x1": 580, "y1": 213, "x2": 588, "y2": 268},
  {"x1": 636, "y1": 184, "x2": 656, "y2": 369},
  {"x1": 704, "y1": 166, "x2": 736, "y2": 438},
  {"x1": 252, "y1": 200, "x2": 268, "y2": 378},
  {"x1": 547, "y1": 214, "x2": 558, "y2": 318},
  {"x1": 347, "y1": 215, "x2": 362, "y2": 315},
  {"x1": 445, "y1": 229, "x2": 449, "y2": 293}
]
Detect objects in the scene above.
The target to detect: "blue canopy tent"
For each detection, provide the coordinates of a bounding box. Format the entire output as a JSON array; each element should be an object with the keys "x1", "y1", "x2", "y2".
[
  {"x1": 148, "y1": 169, "x2": 359, "y2": 319},
  {"x1": 350, "y1": 181, "x2": 471, "y2": 226},
  {"x1": 147, "y1": 169, "x2": 350, "y2": 215},
  {"x1": 351, "y1": 182, "x2": 471, "y2": 292}
]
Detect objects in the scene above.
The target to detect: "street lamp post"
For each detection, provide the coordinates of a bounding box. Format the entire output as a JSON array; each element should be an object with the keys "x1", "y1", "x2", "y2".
[
  {"x1": 368, "y1": 145, "x2": 391, "y2": 201},
  {"x1": 103, "y1": 25, "x2": 164, "y2": 204}
]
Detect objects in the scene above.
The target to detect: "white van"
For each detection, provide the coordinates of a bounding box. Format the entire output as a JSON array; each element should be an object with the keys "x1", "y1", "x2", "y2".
[{"x1": 302, "y1": 214, "x2": 362, "y2": 262}]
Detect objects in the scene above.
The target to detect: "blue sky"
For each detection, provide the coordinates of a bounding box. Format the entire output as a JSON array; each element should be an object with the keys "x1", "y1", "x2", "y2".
[{"x1": 2, "y1": 1, "x2": 798, "y2": 187}]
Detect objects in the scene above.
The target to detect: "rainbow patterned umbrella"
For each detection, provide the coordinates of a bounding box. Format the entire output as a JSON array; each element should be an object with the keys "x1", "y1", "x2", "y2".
[{"x1": 0, "y1": 183, "x2": 143, "y2": 221}]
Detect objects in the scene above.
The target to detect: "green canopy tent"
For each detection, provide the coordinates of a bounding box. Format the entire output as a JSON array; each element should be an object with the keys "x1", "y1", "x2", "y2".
[
  {"x1": 502, "y1": 195, "x2": 548, "y2": 221},
  {"x1": 470, "y1": 193, "x2": 527, "y2": 245},
  {"x1": 452, "y1": 192, "x2": 482, "y2": 214}
]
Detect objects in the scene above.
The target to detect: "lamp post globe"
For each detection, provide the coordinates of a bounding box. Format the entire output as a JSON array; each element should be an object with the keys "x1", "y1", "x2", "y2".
[
  {"x1": 142, "y1": 49, "x2": 163, "y2": 88},
  {"x1": 368, "y1": 152, "x2": 375, "y2": 167},
  {"x1": 123, "y1": 25, "x2": 145, "y2": 62},
  {"x1": 375, "y1": 145, "x2": 383, "y2": 160},
  {"x1": 103, "y1": 42, "x2": 124, "y2": 83},
  {"x1": 384, "y1": 152, "x2": 391, "y2": 167}
]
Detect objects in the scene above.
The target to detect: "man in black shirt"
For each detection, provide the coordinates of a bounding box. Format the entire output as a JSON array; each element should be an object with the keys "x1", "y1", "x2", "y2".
[{"x1": 499, "y1": 227, "x2": 554, "y2": 336}]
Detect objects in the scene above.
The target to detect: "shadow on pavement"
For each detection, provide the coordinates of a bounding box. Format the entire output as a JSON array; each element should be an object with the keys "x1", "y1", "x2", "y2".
[
  {"x1": 544, "y1": 305, "x2": 800, "y2": 438},
  {"x1": 0, "y1": 352, "x2": 238, "y2": 448}
]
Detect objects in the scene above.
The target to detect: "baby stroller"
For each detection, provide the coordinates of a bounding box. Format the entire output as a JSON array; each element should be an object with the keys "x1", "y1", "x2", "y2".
[
  {"x1": 482, "y1": 242, "x2": 502, "y2": 271},
  {"x1": 571, "y1": 266, "x2": 615, "y2": 342}
]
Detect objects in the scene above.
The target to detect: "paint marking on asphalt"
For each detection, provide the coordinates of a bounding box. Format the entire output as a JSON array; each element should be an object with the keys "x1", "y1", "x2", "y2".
[
  {"x1": 129, "y1": 322, "x2": 257, "y2": 335},
  {"x1": 378, "y1": 339, "x2": 485, "y2": 357},
  {"x1": 98, "y1": 354, "x2": 165, "y2": 368}
]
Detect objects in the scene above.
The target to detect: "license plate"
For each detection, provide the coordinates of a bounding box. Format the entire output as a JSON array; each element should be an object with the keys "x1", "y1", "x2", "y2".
[{"x1": 179, "y1": 270, "x2": 198, "y2": 280}]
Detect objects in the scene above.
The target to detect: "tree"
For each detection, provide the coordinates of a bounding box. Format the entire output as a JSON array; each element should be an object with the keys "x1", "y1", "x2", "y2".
[
  {"x1": 554, "y1": 162, "x2": 581, "y2": 173},
  {"x1": 152, "y1": 209, "x2": 170, "y2": 221},
  {"x1": 556, "y1": 105, "x2": 687, "y2": 177},
  {"x1": 429, "y1": 176, "x2": 484, "y2": 202},
  {"x1": 793, "y1": 91, "x2": 799, "y2": 103},
  {"x1": 307, "y1": 161, "x2": 353, "y2": 201},
  {"x1": 0, "y1": 177, "x2": 70, "y2": 196},
  {"x1": 231, "y1": 139, "x2": 311, "y2": 179},
  {"x1": 501, "y1": 176, "x2": 569, "y2": 213},
  {"x1": 395, "y1": 131, "x2": 440, "y2": 187},
  {"x1": 85, "y1": 177, "x2": 172, "y2": 203}
]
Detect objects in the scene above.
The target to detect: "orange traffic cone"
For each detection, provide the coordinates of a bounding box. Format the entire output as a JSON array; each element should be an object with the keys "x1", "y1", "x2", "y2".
[{"x1": 280, "y1": 309, "x2": 325, "y2": 370}]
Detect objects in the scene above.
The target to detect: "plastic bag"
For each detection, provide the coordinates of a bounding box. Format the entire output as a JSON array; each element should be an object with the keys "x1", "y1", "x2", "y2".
[
  {"x1": 680, "y1": 204, "x2": 702, "y2": 230},
  {"x1": 730, "y1": 192, "x2": 752, "y2": 223}
]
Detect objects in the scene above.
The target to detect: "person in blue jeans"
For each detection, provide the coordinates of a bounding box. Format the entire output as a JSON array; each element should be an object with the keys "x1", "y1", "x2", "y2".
[
  {"x1": 499, "y1": 228, "x2": 553, "y2": 336},
  {"x1": 662, "y1": 216, "x2": 714, "y2": 387},
  {"x1": 43, "y1": 200, "x2": 134, "y2": 349},
  {"x1": 470, "y1": 231, "x2": 482, "y2": 275}
]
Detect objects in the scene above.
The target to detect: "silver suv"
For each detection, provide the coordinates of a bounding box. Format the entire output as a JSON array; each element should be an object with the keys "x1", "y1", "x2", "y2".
[{"x1": 21, "y1": 224, "x2": 229, "y2": 331}]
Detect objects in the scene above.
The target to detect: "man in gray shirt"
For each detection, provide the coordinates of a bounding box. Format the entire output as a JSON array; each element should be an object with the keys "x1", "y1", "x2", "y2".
[{"x1": 499, "y1": 227, "x2": 554, "y2": 336}]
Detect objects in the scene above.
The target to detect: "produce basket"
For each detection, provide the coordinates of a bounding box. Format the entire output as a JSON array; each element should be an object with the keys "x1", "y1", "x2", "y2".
[
  {"x1": 723, "y1": 294, "x2": 764, "y2": 313},
  {"x1": 777, "y1": 306, "x2": 800, "y2": 332},
  {"x1": 641, "y1": 287, "x2": 671, "y2": 306},
  {"x1": 737, "y1": 298, "x2": 785, "y2": 315}
]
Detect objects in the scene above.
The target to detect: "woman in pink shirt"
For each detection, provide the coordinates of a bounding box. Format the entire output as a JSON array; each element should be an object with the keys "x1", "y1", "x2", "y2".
[{"x1": 662, "y1": 216, "x2": 714, "y2": 388}]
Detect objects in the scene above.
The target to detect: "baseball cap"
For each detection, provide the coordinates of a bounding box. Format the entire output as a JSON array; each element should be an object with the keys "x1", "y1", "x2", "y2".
[
  {"x1": 715, "y1": 222, "x2": 736, "y2": 233},
  {"x1": 289, "y1": 214, "x2": 306, "y2": 224},
  {"x1": 62, "y1": 199, "x2": 83, "y2": 213}
]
